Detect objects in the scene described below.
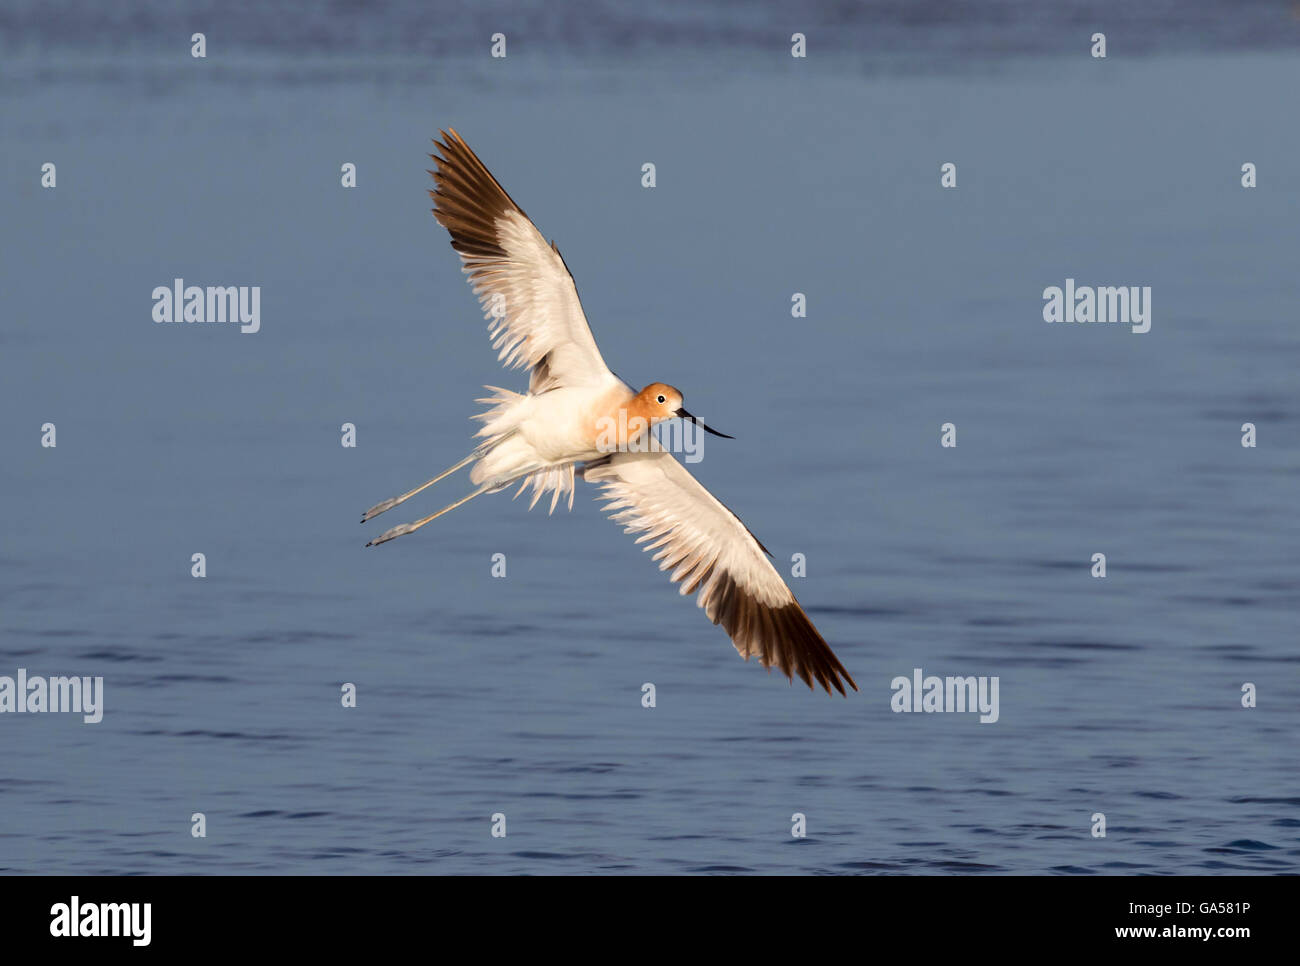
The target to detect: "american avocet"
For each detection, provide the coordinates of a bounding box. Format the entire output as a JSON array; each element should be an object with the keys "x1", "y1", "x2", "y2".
[{"x1": 362, "y1": 129, "x2": 857, "y2": 696}]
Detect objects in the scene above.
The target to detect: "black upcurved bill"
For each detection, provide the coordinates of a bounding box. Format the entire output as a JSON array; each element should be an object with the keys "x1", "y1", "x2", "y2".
[{"x1": 676, "y1": 408, "x2": 734, "y2": 439}]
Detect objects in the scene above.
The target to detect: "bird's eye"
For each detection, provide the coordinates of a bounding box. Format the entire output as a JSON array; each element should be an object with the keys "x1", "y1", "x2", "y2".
[{"x1": 656, "y1": 394, "x2": 666, "y2": 404}]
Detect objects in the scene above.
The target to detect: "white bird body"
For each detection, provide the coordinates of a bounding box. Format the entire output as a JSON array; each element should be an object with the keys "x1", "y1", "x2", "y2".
[
  {"x1": 362, "y1": 130, "x2": 858, "y2": 696},
  {"x1": 476, "y1": 380, "x2": 626, "y2": 468},
  {"x1": 468, "y1": 378, "x2": 635, "y2": 512}
]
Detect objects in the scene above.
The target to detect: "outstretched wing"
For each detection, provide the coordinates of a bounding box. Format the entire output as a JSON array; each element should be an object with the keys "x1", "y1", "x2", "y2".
[
  {"x1": 430, "y1": 129, "x2": 614, "y2": 394},
  {"x1": 583, "y1": 445, "x2": 858, "y2": 696}
]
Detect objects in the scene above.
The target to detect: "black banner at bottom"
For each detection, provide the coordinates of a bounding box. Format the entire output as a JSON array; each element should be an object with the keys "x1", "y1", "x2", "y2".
[{"x1": 0, "y1": 874, "x2": 1286, "y2": 953}]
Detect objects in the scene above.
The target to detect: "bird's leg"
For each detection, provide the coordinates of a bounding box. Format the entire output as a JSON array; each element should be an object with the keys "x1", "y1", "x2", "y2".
[
  {"x1": 359, "y1": 431, "x2": 516, "y2": 523},
  {"x1": 359, "y1": 456, "x2": 475, "y2": 523},
  {"x1": 365, "y1": 483, "x2": 494, "y2": 546},
  {"x1": 364, "y1": 466, "x2": 539, "y2": 547}
]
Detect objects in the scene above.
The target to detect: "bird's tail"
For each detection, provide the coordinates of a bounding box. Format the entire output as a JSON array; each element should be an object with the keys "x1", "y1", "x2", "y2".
[
  {"x1": 469, "y1": 386, "x2": 575, "y2": 513},
  {"x1": 471, "y1": 385, "x2": 527, "y2": 445}
]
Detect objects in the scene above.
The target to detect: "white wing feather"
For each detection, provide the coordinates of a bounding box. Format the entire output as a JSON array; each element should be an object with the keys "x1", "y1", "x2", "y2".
[
  {"x1": 584, "y1": 443, "x2": 857, "y2": 695},
  {"x1": 431, "y1": 129, "x2": 614, "y2": 394}
]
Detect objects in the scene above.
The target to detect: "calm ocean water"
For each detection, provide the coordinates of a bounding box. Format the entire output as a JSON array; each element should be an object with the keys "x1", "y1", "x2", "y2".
[{"x1": 1, "y1": 2, "x2": 1298, "y2": 874}]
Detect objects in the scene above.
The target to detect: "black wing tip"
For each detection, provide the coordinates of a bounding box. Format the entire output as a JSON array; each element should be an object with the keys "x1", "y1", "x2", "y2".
[
  {"x1": 769, "y1": 601, "x2": 856, "y2": 697},
  {"x1": 708, "y1": 575, "x2": 855, "y2": 697},
  {"x1": 429, "y1": 128, "x2": 529, "y2": 211},
  {"x1": 427, "y1": 127, "x2": 528, "y2": 260}
]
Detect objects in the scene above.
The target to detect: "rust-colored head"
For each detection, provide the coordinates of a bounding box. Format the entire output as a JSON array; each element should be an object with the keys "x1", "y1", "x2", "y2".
[
  {"x1": 633, "y1": 383, "x2": 685, "y2": 424},
  {"x1": 632, "y1": 383, "x2": 734, "y2": 438}
]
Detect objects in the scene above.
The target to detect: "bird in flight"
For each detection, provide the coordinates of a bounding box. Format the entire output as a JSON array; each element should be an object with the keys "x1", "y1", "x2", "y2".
[{"x1": 362, "y1": 129, "x2": 857, "y2": 696}]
